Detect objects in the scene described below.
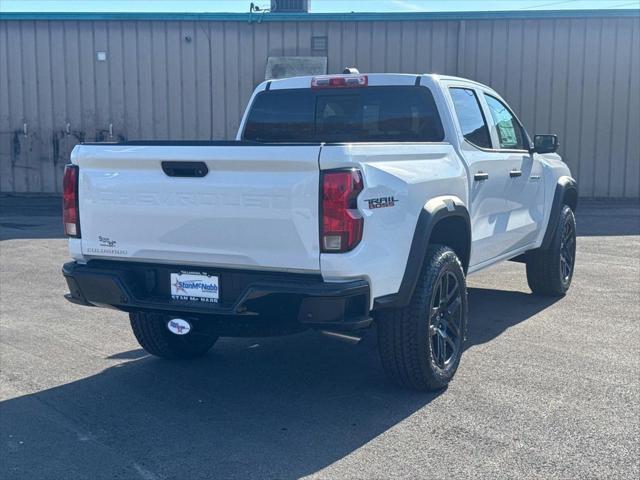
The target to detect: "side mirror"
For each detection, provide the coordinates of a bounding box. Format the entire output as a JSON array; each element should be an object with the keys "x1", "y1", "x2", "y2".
[{"x1": 532, "y1": 134, "x2": 559, "y2": 154}]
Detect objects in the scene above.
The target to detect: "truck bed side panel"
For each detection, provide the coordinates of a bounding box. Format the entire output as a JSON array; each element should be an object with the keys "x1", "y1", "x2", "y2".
[{"x1": 319, "y1": 143, "x2": 467, "y2": 303}]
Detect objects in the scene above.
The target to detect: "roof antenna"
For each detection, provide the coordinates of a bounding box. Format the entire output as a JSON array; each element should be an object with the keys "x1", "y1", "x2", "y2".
[{"x1": 343, "y1": 67, "x2": 360, "y2": 74}]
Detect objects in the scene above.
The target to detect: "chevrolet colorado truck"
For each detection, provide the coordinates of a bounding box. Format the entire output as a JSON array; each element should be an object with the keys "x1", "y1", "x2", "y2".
[{"x1": 62, "y1": 72, "x2": 578, "y2": 391}]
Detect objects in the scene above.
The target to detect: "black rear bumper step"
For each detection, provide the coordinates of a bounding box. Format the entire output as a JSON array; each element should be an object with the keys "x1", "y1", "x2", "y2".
[{"x1": 62, "y1": 261, "x2": 372, "y2": 332}]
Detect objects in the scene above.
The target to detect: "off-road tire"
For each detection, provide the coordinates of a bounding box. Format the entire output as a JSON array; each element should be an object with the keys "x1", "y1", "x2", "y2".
[
  {"x1": 376, "y1": 245, "x2": 468, "y2": 391},
  {"x1": 526, "y1": 205, "x2": 576, "y2": 296},
  {"x1": 130, "y1": 312, "x2": 218, "y2": 359}
]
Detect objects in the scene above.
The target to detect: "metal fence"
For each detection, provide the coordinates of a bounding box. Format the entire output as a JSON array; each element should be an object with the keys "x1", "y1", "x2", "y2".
[{"x1": 0, "y1": 10, "x2": 638, "y2": 197}]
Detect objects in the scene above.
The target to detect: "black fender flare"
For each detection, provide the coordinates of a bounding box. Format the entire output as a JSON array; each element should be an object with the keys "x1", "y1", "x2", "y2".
[
  {"x1": 540, "y1": 176, "x2": 578, "y2": 250},
  {"x1": 374, "y1": 196, "x2": 471, "y2": 310}
]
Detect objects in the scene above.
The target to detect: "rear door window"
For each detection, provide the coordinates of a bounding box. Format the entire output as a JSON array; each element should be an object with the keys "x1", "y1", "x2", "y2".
[
  {"x1": 243, "y1": 86, "x2": 444, "y2": 143},
  {"x1": 449, "y1": 88, "x2": 492, "y2": 149}
]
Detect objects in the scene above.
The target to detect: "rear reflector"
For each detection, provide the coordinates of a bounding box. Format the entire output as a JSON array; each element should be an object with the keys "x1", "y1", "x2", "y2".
[
  {"x1": 63, "y1": 164, "x2": 80, "y2": 237},
  {"x1": 321, "y1": 169, "x2": 364, "y2": 253},
  {"x1": 311, "y1": 74, "x2": 368, "y2": 89}
]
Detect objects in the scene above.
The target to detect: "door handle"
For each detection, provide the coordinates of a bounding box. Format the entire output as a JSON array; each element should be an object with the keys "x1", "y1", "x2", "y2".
[
  {"x1": 474, "y1": 172, "x2": 489, "y2": 181},
  {"x1": 161, "y1": 161, "x2": 208, "y2": 177},
  {"x1": 509, "y1": 170, "x2": 522, "y2": 178}
]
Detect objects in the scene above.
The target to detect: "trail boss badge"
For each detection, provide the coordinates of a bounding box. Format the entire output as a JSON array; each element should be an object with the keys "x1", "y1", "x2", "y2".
[{"x1": 365, "y1": 196, "x2": 398, "y2": 209}]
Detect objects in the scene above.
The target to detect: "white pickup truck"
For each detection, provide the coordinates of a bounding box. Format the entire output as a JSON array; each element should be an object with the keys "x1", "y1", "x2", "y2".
[{"x1": 62, "y1": 72, "x2": 578, "y2": 391}]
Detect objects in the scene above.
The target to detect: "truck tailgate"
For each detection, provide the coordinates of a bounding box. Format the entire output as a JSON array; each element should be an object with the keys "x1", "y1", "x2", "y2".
[{"x1": 74, "y1": 144, "x2": 321, "y2": 272}]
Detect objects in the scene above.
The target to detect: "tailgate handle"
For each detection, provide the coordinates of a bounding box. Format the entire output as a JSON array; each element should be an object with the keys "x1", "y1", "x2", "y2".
[{"x1": 161, "y1": 161, "x2": 208, "y2": 178}]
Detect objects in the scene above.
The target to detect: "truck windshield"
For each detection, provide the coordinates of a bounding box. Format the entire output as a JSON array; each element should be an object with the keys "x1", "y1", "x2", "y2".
[{"x1": 243, "y1": 86, "x2": 445, "y2": 143}]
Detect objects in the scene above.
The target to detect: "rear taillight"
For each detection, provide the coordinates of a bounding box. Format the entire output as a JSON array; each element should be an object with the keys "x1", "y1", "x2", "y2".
[
  {"x1": 321, "y1": 169, "x2": 364, "y2": 253},
  {"x1": 311, "y1": 74, "x2": 368, "y2": 89},
  {"x1": 63, "y1": 164, "x2": 80, "y2": 237}
]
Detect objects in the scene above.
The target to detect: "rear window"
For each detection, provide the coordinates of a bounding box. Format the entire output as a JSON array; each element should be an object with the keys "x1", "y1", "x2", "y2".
[{"x1": 242, "y1": 86, "x2": 445, "y2": 143}]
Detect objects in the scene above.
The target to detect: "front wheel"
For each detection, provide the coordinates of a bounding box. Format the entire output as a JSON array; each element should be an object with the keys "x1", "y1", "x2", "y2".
[
  {"x1": 130, "y1": 312, "x2": 218, "y2": 359},
  {"x1": 376, "y1": 245, "x2": 468, "y2": 391},
  {"x1": 526, "y1": 205, "x2": 577, "y2": 296}
]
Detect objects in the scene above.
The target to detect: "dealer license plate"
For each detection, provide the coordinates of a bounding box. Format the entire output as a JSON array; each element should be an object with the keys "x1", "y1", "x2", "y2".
[{"x1": 170, "y1": 271, "x2": 219, "y2": 303}]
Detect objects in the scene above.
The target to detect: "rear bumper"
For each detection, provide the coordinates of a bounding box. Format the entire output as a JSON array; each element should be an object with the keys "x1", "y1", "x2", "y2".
[{"x1": 62, "y1": 260, "x2": 371, "y2": 334}]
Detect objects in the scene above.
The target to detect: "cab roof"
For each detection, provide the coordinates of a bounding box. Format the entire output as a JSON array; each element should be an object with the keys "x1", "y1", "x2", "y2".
[{"x1": 258, "y1": 73, "x2": 490, "y2": 92}]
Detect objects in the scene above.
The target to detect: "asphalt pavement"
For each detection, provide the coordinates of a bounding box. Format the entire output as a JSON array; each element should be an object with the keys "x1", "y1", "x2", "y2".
[{"x1": 1, "y1": 196, "x2": 638, "y2": 479}]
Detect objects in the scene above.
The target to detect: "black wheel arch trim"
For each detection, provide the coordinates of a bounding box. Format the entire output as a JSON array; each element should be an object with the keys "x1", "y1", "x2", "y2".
[
  {"x1": 540, "y1": 176, "x2": 578, "y2": 250},
  {"x1": 374, "y1": 196, "x2": 471, "y2": 310}
]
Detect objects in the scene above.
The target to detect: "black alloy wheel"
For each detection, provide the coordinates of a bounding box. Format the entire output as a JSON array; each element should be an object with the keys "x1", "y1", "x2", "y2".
[
  {"x1": 428, "y1": 271, "x2": 463, "y2": 372},
  {"x1": 559, "y1": 219, "x2": 576, "y2": 283}
]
